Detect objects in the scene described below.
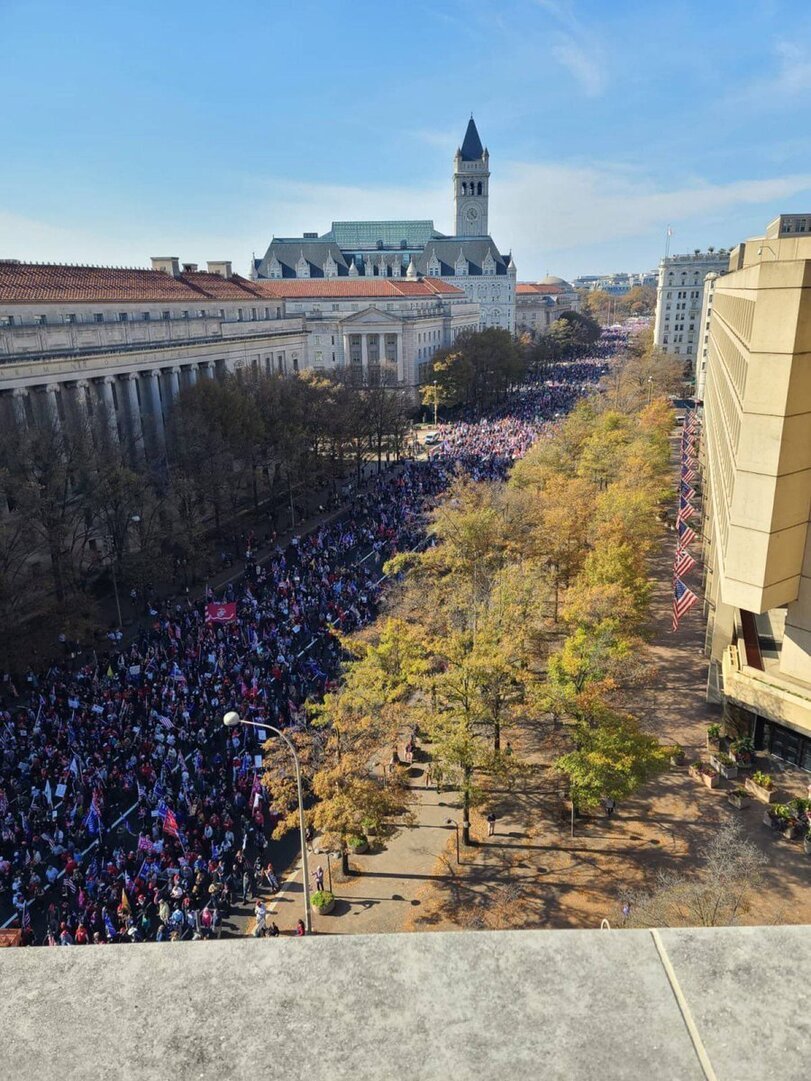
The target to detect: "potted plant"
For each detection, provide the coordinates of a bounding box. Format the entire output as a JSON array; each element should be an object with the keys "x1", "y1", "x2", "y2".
[
  {"x1": 709, "y1": 753, "x2": 738, "y2": 780},
  {"x1": 745, "y1": 770, "x2": 774, "y2": 803},
  {"x1": 772, "y1": 804, "x2": 802, "y2": 840},
  {"x1": 669, "y1": 744, "x2": 685, "y2": 767},
  {"x1": 727, "y1": 787, "x2": 749, "y2": 810},
  {"x1": 729, "y1": 736, "x2": 755, "y2": 768},
  {"x1": 689, "y1": 761, "x2": 720, "y2": 789},
  {"x1": 706, "y1": 723, "x2": 722, "y2": 751},
  {"x1": 347, "y1": 834, "x2": 369, "y2": 855},
  {"x1": 310, "y1": 889, "x2": 335, "y2": 915}
]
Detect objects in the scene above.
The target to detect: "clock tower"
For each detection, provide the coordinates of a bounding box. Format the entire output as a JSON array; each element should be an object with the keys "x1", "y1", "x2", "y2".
[{"x1": 453, "y1": 116, "x2": 489, "y2": 236}]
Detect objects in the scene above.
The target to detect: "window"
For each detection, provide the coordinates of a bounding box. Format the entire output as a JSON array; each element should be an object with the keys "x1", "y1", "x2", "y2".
[
  {"x1": 142, "y1": 311, "x2": 150, "y2": 321},
  {"x1": 36, "y1": 314, "x2": 47, "y2": 325},
  {"x1": 251, "y1": 308, "x2": 257, "y2": 320},
  {"x1": 314, "y1": 335, "x2": 321, "y2": 344},
  {"x1": 118, "y1": 312, "x2": 128, "y2": 322},
  {"x1": 2, "y1": 315, "x2": 14, "y2": 326},
  {"x1": 162, "y1": 311, "x2": 170, "y2": 321},
  {"x1": 95, "y1": 313, "x2": 104, "y2": 323},
  {"x1": 332, "y1": 304, "x2": 339, "y2": 311},
  {"x1": 238, "y1": 309, "x2": 244, "y2": 321},
  {"x1": 276, "y1": 306, "x2": 282, "y2": 318},
  {"x1": 65, "y1": 313, "x2": 76, "y2": 324},
  {"x1": 219, "y1": 308, "x2": 225, "y2": 319},
  {"x1": 331, "y1": 335, "x2": 335, "y2": 345},
  {"x1": 198, "y1": 309, "x2": 206, "y2": 318},
  {"x1": 264, "y1": 307, "x2": 270, "y2": 319}
]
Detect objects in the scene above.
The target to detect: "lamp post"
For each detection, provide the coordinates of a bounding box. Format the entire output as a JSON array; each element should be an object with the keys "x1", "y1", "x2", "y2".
[
  {"x1": 223, "y1": 712, "x2": 312, "y2": 934},
  {"x1": 446, "y1": 818, "x2": 461, "y2": 865},
  {"x1": 110, "y1": 513, "x2": 141, "y2": 628}
]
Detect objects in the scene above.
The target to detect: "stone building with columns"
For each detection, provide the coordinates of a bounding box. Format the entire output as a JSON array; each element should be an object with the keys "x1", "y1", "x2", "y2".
[
  {"x1": 253, "y1": 276, "x2": 478, "y2": 388},
  {"x1": 252, "y1": 117, "x2": 517, "y2": 333},
  {"x1": 0, "y1": 258, "x2": 479, "y2": 452}
]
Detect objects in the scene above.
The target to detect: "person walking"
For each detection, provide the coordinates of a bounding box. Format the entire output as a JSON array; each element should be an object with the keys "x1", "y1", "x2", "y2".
[
  {"x1": 253, "y1": 899, "x2": 267, "y2": 937},
  {"x1": 486, "y1": 812, "x2": 497, "y2": 837},
  {"x1": 295, "y1": 918, "x2": 306, "y2": 937},
  {"x1": 313, "y1": 865, "x2": 324, "y2": 892}
]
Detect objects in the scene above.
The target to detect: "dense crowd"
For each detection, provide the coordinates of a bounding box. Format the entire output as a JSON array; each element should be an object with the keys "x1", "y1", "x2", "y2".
[{"x1": 0, "y1": 350, "x2": 616, "y2": 945}]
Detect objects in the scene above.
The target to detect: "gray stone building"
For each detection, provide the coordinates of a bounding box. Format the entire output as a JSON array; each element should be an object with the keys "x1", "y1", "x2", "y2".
[{"x1": 253, "y1": 117, "x2": 516, "y2": 333}]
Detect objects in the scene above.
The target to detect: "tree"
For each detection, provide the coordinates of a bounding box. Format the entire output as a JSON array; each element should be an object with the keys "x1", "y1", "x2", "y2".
[
  {"x1": 555, "y1": 708, "x2": 669, "y2": 813},
  {"x1": 621, "y1": 820, "x2": 768, "y2": 927},
  {"x1": 423, "y1": 328, "x2": 526, "y2": 410},
  {"x1": 546, "y1": 311, "x2": 601, "y2": 358}
]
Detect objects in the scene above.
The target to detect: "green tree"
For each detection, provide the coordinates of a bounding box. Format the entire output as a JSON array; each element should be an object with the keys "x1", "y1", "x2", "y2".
[{"x1": 555, "y1": 709, "x2": 669, "y2": 813}]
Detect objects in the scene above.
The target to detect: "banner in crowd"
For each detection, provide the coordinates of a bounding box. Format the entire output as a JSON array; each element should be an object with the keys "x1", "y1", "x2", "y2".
[{"x1": 205, "y1": 602, "x2": 237, "y2": 624}]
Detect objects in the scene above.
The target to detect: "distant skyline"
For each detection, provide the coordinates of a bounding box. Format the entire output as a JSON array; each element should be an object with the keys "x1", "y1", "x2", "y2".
[{"x1": 5, "y1": 0, "x2": 811, "y2": 279}]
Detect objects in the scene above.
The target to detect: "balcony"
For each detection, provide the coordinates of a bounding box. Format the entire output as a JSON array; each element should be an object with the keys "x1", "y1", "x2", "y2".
[{"x1": 0, "y1": 926, "x2": 804, "y2": 1080}]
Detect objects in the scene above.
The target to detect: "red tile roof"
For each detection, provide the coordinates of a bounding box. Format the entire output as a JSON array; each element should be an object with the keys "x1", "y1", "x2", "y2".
[
  {"x1": 253, "y1": 277, "x2": 464, "y2": 299},
  {"x1": 0, "y1": 262, "x2": 266, "y2": 303},
  {"x1": 516, "y1": 282, "x2": 564, "y2": 295}
]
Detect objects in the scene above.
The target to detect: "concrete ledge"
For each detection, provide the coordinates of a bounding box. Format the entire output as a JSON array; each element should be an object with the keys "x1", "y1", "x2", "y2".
[{"x1": 0, "y1": 926, "x2": 806, "y2": 1081}]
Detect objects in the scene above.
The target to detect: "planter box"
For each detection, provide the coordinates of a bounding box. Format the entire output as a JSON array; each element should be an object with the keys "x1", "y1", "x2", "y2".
[
  {"x1": 690, "y1": 765, "x2": 719, "y2": 789},
  {"x1": 348, "y1": 840, "x2": 369, "y2": 855},
  {"x1": 709, "y1": 755, "x2": 738, "y2": 780},
  {"x1": 745, "y1": 777, "x2": 774, "y2": 804},
  {"x1": 728, "y1": 792, "x2": 748, "y2": 810},
  {"x1": 763, "y1": 809, "x2": 779, "y2": 829},
  {"x1": 782, "y1": 822, "x2": 803, "y2": 841},
  {"x1": 706, "y1": 736, "x2": 721, "y2": 752},
  {"x1": 731, "y1": 752, "x2": 754, "y2": 769},
  {"x1": 312, "y1": 897, "x2": 335, "y2": 915}
]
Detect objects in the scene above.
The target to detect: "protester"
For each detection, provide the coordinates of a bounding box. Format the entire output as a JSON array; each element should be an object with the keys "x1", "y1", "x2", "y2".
[{"x1": 0, "y1": 345, "x2": 620, "y2": 946}]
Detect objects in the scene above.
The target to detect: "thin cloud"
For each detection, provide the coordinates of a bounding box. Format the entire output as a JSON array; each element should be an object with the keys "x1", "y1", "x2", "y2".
[
  {"x1": 727, "y1": 38, "x2": 811, "y2": 105},
  {"x1": 552, "y1": 38, "x2": 606, "y2": 97}
]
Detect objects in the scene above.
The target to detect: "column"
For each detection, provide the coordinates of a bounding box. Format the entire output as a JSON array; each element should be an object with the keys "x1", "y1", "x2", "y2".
[
  {"x1": 11, "y1": 388, "x2": 28, "y2": 428},
  {"x1": 396, "y1": 333, "x2": 404, "y2": 384},
  {"x1": 74, "y1": 380, "x2": 90, "y2": 425},
  {"x1": 168, "y1": 367, "x2": 181, "y2": 399},
  {"x1": 198, "y1": 361, "x2": 213, "y2": 380},
  {"x1": 361, "y1": 334, "x2": 368, "y2": 373},
  {"x1": 148, "y1": 370, "x2": 165, "y2": 450},
  {"x1": 44, "y1": 384, "x2": 61, "y2": 430},
  {"x1": 124, "y1": 373, "x2": 144, "y2": 454},
  {"x1": 99, "y1": 377, "x2": 120, "y2": 443},
  {"x1": 342, "y1": 335, "x2": 350, "y2": 368},
  {"x1": 187, "y1": 364, "x2": 199, "y2": 387}
]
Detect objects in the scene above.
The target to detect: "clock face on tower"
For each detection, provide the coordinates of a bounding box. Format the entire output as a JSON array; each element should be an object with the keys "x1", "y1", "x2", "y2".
[{"x1": 466, "y1": 206, "x2": 479, "y2": 224}]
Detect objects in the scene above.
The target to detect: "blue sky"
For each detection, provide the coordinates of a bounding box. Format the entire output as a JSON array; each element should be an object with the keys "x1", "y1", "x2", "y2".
[{"x1": 4, "y1": 0, "x2": 811, "y2": 280}]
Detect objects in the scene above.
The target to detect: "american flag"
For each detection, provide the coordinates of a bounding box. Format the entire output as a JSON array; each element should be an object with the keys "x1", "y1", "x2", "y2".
[
  {"x1": 163, "y1": 807, "x2": 180, "y2": 838},
  {"x1": 681, "y1": 464, "x2": 698, "y2": 484},
  {"x1": 21, "y1": 903, "x2": 31, "y2": 931},
  {"x1": 673, "y1": 577, "x2": 699, "y2": 631},
  {"x1": 675, "y1": 547, "x2": 697, "y2": 578},
  {"x1": 677, "y1": 495, "x2": 696, "y2": 523},
  {"x1": 677, "y1": 520, "x2": 698, "y2": 548},
  {"x1": 680, "y1": 482, "x2": 697, "y2": 502}
]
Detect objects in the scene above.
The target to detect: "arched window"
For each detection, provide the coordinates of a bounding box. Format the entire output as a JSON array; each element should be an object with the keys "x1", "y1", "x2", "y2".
[
  {"x1": 477, "y1": 182, "x2": 482, "y2": 195},
  {"x1": 461, "y1": 182, "x2": 467, "y2": 196}
]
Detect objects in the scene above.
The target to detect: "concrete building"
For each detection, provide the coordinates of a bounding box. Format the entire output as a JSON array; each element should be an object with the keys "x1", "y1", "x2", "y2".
[
  {"x1": 0, "y1": 926, "x2": 805, "y2": 1081},
  {"x1": 572, "y1": 271, "x2": 657, "y2": 293},
  {"x1": 702, "y1": 214, "x2": 811, "y2": 770},
  {"x1": 515, "y1": 277, "x2": 579, "y2": 335},
  {"x1": 253, "y1": 277, "x2": 478, "y2": 388},
  {"x1": 653, "y1": 249, "x2": 729, "y2": 370},
  {"x1": 253, "y1": 118, "x2": 517, "y2": 333},
  {"x1": 0, "y1": 260, "x2": 478, "y2": 452}
]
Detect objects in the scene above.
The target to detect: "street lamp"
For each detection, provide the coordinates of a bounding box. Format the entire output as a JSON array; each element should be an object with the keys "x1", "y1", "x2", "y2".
[
  {"x1": 223, "y1": 711, "x2": 312, "y2": 934},
  {"x1": 446, "y1": 818, "x2": 461, "y2": 865},
  {"x1": 111, "y1": 513, "x2": 141, "y2": 628}
]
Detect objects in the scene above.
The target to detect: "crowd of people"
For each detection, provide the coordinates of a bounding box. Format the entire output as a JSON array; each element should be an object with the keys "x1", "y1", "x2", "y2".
[{"x1": 0, "y1": 349, "x2": 617, "y2": 946}]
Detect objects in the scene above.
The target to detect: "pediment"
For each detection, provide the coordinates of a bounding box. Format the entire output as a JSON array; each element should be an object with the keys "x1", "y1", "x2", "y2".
[{"x1": 340, "y1": 306, "x2": 402, "y2": 325}]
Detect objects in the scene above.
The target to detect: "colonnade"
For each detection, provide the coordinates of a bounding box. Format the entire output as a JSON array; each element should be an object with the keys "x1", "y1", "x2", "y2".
[{"x1": 3, "y1": 360, "x2": 215, "y2": 457}]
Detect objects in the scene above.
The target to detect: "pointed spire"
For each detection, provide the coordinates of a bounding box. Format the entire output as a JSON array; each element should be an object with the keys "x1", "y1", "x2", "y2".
[
  {"x1": 348, "y1": 257, "x2": 359, "y2": 277},
  {"x1": 406, "y1": 257, "x2": 418, "y2": 280},
  {"x1": 460, "y1": 116, "x2": 484, "y2": 161}
]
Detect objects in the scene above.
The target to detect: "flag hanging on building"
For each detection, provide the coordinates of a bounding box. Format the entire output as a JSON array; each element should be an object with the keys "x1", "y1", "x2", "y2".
[
  {"x1": 673, "y1": 577, "x2": 699, "y2": 631},
  {"x1": 680, "y1": 482, "x2": 697, "y2": 502},
  {"x1": 677, "y1": 520, "x2": 697, "y2": 548},
  {"x1": 674, "y1": 547, "x2": 697, "y2": 578},
  {"x1": 677, "y1": 495, "x2": 696, "y2": 522},
  {"x1": 205, "y1": 602, "x2": 237, "y2": 624}
]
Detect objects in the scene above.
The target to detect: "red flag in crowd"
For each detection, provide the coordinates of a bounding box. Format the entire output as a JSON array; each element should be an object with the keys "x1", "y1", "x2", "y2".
[
  {"x1": 205, "y1": 602, "x2": 237, "y2": 624},
  {"x1": 163, "y1": 808, "x2": 180, "y2": 838}
]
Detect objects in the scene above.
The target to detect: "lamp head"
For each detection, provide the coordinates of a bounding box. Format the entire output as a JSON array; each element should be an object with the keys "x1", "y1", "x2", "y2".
[{"x1": 223, "y1": 711, "x2": 242, "y2": 728}]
